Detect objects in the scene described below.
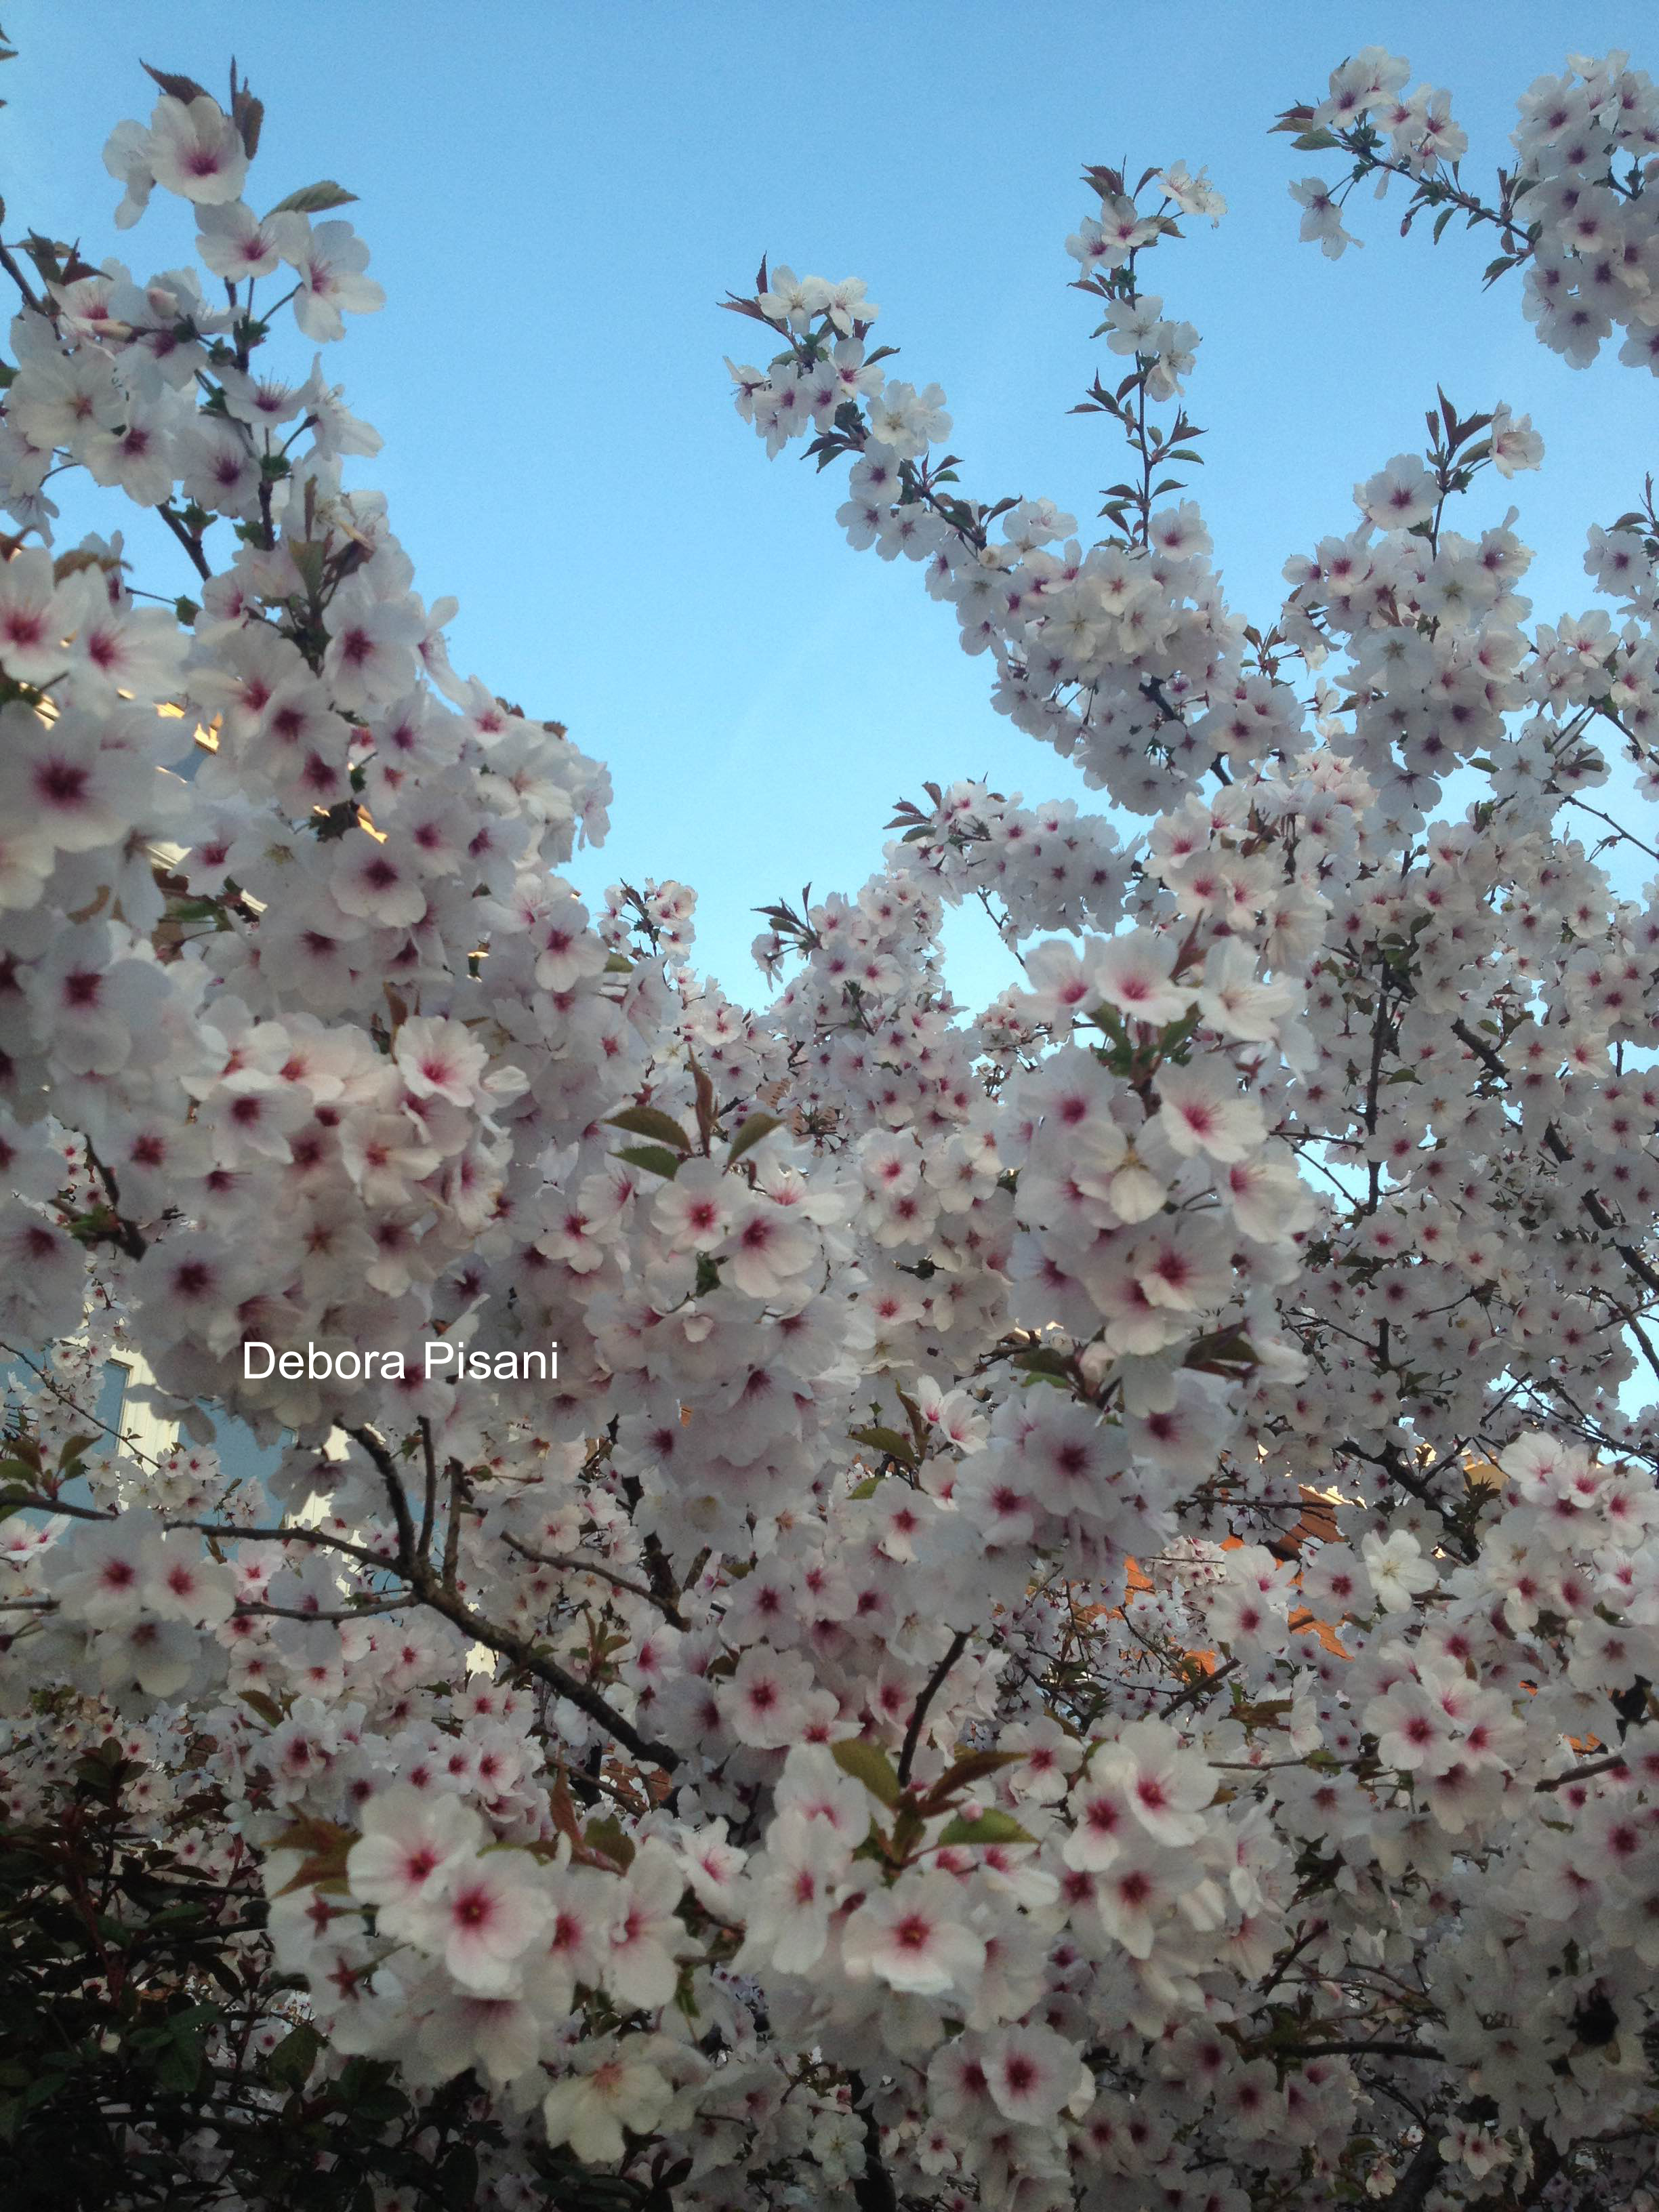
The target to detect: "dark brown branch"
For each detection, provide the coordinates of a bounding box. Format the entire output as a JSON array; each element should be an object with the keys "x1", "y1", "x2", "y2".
[
  {"x1": 1625, "y1": 1313, "x2": 1659, "y2": 1390},
  {"x1": 80, "y1": 1140, "x2": 148, "y2": 1259},
  {"x1": 1255, "y1": 1918, "x2": 1328, "y2": 2004},
  {"x1": 1363, "y1": 955, "x2": 1393, "y2": 1214},
  {"x1": 441, "y1": 1462, "x2": 465, "y2": 1591},
  {"x1": 847, "y1": 2071, "x2": 899, "y2": 2212},
  {"x1": 233, "y1": 1597, "x2": 409, "y2": 1623},
  {"x1": 417, "y1": 1416, "x2": 438, "y2": 1561},
  {"x1": 347, "y1": 1422, "x2": 680, "y2": 1772},
  {"x1": 1275, "y1": 2040, "x2": 1443, "y2": 2062},
  {"x1": 348, "y1": 1424, "x2": 417, "y2": 1569},
  {"x1": 641, "y1": 1529, "x2": 685, "y2": 1623},
  {"x1": 409, "y1": 1562, "x2": 682, "y2": 1772},
  {"x1": 171, "y1": 1519, "x2": 393, "y2": 1572},
  {"x1": 0, "y1": 1492, "x2": 117, "y2": 1522},
  {"x1": 1, "y1": 1492, "x2": 387, "y2": 1562},
  {"x1": 1536, "y1": 1751, "x2": 1628, "y2": 1793},
  {"x1": 897, "y1": 1627, "x2": 969, "y2": 1786},
  {"x1": 1338, "y1": 1434, "x2": 1475, "y2": 1561},
  {"x1": 503, "y1": 1530, "x2": 684, "y2": 1627},
  {"x1": 1387, "y1": 2139, "x2": 1447, "y2": 2211}
]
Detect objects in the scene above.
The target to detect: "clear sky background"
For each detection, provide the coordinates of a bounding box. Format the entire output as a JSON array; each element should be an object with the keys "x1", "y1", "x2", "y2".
[{"x1": 8, "y1": 0, "x2": 1658, "y2": 1007}]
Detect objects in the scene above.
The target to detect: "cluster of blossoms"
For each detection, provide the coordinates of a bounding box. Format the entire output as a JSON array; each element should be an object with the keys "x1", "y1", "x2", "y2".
[
  {"x1": 725, "y1": 163, "x2": 1238, "y2": 821},
  {"x1": 1279, "y1": 45, "x2": 1659, "y2": 373},
  {"x1": 5, "y1": 45, "x2": 1659, "y2": 2212}
]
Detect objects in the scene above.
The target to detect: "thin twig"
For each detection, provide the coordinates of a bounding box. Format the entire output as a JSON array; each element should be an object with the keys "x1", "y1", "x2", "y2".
[
  {"x1": 171, "y1": 1519, "x2": 393, "y2": 1572},
  {"x1": 1565, "y1": 794, "x2": 1659, "y2": 863},
  {"x1": 0, "y1": 1338, "x2": 167, "y2": 1471},
  {"x1": 1162, "y1": 1652, "x2": 1240, "y2": 1717},
  {"x1": 0, "y1": 239, "x2": 47, "y2": 315},
  {"x1": 232, "y1": 1597, "x2": 409, "y2": 1624},
  {"x1": 158, "y1": 501, "x2": 212, "y2": 583}
]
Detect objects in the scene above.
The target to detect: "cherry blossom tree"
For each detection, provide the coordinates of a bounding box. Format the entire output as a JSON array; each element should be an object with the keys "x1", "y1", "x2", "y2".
[{"x1": 5, "y1": 37, "x2": 1659, "y2": 2212}]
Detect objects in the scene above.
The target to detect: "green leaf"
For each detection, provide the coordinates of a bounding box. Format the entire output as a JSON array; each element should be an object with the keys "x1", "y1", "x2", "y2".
[
  {"x1": 847, "y1": 1475, "x2": 882, "y2": 1499},
  {"x1": 153, "y1": 2038, "x2": 204, "y2": 2092},
  {"x1": 850, "y1": 1425, "x2": 916, "y2": 1466},
  {"x1": 268, "y1": 1814, "x2": 354, "y2": 1893},
  {"x1": 266, "y1": 2022, "x2": 323, "y2": 2091},
  {"x1": 1184, "y1": 1326, "x2": 1258, "y2": 1375},
  {"x1": 605, "y1": 1105, "x2": 693, "y2": 1152},
  {"x1": 615, "y1": 1143, "x2": 682, "y2": 1181},
  {"x1": 832, "y1": 1737, "x2": 901, "y2": 1807},
  {"x1": 919, "y1": 1748, "x2": 1024, "y2": 1809},
  {"x1": 1012, "y1": 1347, "x2": 1075, "y2": 1382},
  {"x1": 288, "y1": 539, "x2": 327, "y2": 598},
  {"x1": 148, "y1": 2002, "x2": 219, "y2": 2093},
  {"x1": 56, "y1": 1431, "x2": 97, "y2": 1471},
  {"x1": 726, "y1": 1111, "x2": 783, "y2": 1166},
  {"x1": 268, "y1": 180, "x2": 359, "y2": 215},
  {"x1": 438, "y1": 2145, "x2": 479, "y2": 2211},
  {"x1": 336, "y1": 2057, "x2": 407, "y2": 2121},
  {"x1": 937, "y1": 1807, "x2": 1036, "y2": 1847},
  {"x1": 1292, "y1": 127, "x2": 1340, "y2": 150},
  {"x1": 582, "y1": 1813, "x2": 636, "y2": 1869}
]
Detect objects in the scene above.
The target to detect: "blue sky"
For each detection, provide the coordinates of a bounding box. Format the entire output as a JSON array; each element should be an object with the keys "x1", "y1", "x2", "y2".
[{"x1": 9, "y1": 0, "x2": 1658, "y2": 1002}]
